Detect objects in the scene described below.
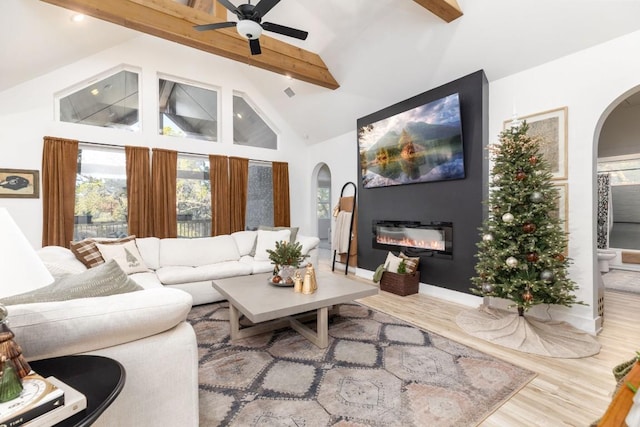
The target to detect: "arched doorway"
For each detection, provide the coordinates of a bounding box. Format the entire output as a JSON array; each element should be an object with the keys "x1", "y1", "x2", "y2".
[{"x1": 315, "y1": 164, "x2": 332, "y2": 255}]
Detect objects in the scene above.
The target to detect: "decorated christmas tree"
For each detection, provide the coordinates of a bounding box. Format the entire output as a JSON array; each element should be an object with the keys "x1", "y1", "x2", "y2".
[{"x1": 471, "y1": 122, "x2": 583, "y2": 316}]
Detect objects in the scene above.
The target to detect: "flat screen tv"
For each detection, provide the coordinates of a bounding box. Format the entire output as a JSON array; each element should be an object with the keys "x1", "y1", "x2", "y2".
[{"x1": 358, "y1": 92, "x2": 464, "y2": 189}]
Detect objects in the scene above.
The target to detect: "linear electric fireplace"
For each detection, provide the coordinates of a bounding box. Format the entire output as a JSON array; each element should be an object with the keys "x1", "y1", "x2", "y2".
[{"x1": 372, "y1": 220, "x2": 453, "y2": 257}]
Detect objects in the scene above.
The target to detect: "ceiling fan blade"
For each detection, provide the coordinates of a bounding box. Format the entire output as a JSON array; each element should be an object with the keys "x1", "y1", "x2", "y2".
[
  {"x1": 262, "y1": 22, "x2": 308, "y2": 40},
  {"x1": 253, "y1": 0, "x2": 280, "y2": 17},
  {"x1": 249, "y1": 38, "x2": 261, "y2": 55},
  {"x1": 217, "y1": 0, "x2": 243, "y2": 19},
  {"x1": 193, "y1": 22, "x2": 237, "y2": 31}
]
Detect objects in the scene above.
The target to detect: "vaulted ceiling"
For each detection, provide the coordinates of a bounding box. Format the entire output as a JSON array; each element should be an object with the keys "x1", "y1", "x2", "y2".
[{"x1": 4, "y1": 0, "x2": 640, "y2": 144}]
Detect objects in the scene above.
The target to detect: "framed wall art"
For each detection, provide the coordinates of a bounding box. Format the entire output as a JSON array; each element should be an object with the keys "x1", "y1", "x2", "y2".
[
  {"x1": 551, "y1": 182, "x2": 569, "y2": 234},
  {"x1": 0, "y1": 169, "x2": 40, "y2": 198},
  {"x1": 504, "y1": 107, "x2": 568, "y2": 180}
]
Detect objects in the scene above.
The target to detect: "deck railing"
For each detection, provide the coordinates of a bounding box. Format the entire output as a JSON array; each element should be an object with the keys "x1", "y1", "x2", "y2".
[{"x1": 73, "y1": 219, "x2": 211, "y2": 240}]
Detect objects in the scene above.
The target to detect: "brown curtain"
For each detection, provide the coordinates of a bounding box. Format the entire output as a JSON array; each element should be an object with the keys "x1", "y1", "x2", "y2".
[
  {"x1": 229, "y1": 156, "x2": 249, "y2": 233},
  {"x1": 272, "y1": 161, "x2": 291, "y2": 227},
  {"x1": 125, "y1": 146, "x2": 151, "y2": 237},
  {"x1": 42, "y1": 136, "x2": 79, "y2": 248},
  {"x1": 151, "y1": 148, "x2": 177, "y2": 238},
  {"x1": 209, "y1": 155, "x2": 230, "y2": 236}
]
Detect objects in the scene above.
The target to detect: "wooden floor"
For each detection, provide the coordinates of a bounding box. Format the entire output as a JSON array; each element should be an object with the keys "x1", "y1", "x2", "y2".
[{"x1": 321, "y1": 261, "x2": 640, "y2": 426}]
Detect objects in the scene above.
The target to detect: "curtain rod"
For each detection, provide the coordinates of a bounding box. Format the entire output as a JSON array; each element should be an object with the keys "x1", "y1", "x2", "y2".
[{"x1": 78, "y1": 140, "x2": 273, "y2": 164}]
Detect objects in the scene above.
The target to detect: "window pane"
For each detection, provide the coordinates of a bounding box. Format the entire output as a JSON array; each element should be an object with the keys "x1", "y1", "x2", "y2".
[
  {"x1": 598, "y1": 158, "x2": 640, "y2": 185},
  {"x1": 245, "y1": 162, "x2": 273, "y2": 230},
  {"x1": 159, "y1": 79, "x2": 218, "y2": 141},
  {"x1": 75, "y1": 147, "x2": 128, "y2": 239},
  {"x1": 177, "y1": 156, "x2": 211, "y2": 237},
  {"x1": 317, "y1": 187, "x2": 331, "y2": 219},
  {"x1": 60, "y1": 70, "x2": 139, "y2": 131},
  {"x1": 233, "y1": 94, "x2": 277, "y2": 149}
]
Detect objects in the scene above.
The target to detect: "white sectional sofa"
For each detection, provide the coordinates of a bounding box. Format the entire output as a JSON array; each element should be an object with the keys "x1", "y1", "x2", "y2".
[
  {"x1": 130, "y1": 230, "x2": 320, "y2": 305},
  {"x1": 4, "y1": 228, "x2": 319, "y2": 426}
]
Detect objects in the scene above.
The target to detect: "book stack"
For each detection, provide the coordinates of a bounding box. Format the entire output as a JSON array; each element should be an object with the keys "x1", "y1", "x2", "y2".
[{"x1": 0, "y1": 374, "x2": 86, "y2": 427}]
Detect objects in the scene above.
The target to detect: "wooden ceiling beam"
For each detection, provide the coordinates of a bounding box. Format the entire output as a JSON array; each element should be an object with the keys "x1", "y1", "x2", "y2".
[
  {"x1": 41, "y1": 0, "x2": 340, "y2": 90},
  {"x1": 413, "y1": 0, "x2": 463, "y2": 23}
]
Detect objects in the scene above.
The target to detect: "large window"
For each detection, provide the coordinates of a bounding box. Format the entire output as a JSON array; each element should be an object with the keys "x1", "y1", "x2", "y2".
[
  {"x1": 59, "y1": 69, "x2": 140, "y2": 131},
  {"x1": 75, "y1": 147, "x2": 128, "y2": 239},
  {"x1": 233, "y1": 93, "x2": 277, "y2": 149},
  {"x1": 245, "y1": 161, "x2": 274, "y2": 230},
  {"x1": 159, "y1": 78, "x2": 219, "y2": 141},
  {"x1": 177, "y1": 156, "x2": 211, "y2": 237}
]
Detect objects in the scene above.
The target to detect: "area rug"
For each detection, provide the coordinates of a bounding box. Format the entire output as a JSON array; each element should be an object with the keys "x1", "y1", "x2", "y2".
[
  {"x1": 188, "y1": 302, "x2": 536, "y2": 426},
  {"x1": 601, "y1": 269, "x2": 640, "y2": 294},
  {"x1": 456, "y1": 305, "x2": 601, "y2": 359}
]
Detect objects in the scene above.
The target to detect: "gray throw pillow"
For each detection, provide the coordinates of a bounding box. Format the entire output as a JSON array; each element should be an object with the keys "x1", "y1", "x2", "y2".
[{"x1": 1, "y1": 260, "x2": 143, "y2": 305}]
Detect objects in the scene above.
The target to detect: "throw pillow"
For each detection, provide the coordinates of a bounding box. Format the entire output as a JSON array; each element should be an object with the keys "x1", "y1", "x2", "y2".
[
  {"x1": 250, "y1": 226, "x2": 299, "y2": 256},
  {"x1": 70, "y1": 235, "x2": 136, "y2": 268},
  {"x1": 95, "y1": 240, "x2": 150, "y2": 274},
  {"x1": 384, "y1": 252, "x2": 403, "y2": 273},
  {"x1": 0, "y1": 260, "x2": 143, "y2": 305},
  {"x1": 399, "y1": 252, "x2": 420, "y2": 274},
  {"x1": 253, "y1": 229, "x2": 292, "y2": 262}
]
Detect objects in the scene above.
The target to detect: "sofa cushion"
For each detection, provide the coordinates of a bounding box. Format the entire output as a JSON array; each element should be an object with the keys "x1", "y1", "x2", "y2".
[
  {"x1": 96, "y1": 240, "x2": 150, "y2": 274},
  {"x1": 156, "y1": 262, "x2": 253, "y2": 285},
  {"x1": 135, "y1": 237, "x2": 161, "y2": 270},
  {"x1": 231, "y1": 231, "x2": 257, "y2": 257},
  {"x1": 253, "y1": 229, "x2": 291, "y2": 262},
  {"x1": 7, "y1": 287, "x2": 193, "y2": 361},
  {"x1": 159, "y1": 235, "x2": 241, "y2": 267},
  {"x1": 240, "y1": 256, "x2": 275, "y2": 274},
  {"x1": 37, "y1": 246, "x2": 87, "y2": 279},
  {"x1": 70, "y1": 235, "x2": 136, "y2": 268},
  {"x1": 250, "y1": 226, "x2": 298, "y2": 256},
  {"x1": 0, "y1": 260, "x2": 143, "y2": 305}
]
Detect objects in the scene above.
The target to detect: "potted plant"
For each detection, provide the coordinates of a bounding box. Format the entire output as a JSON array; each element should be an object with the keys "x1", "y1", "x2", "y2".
[{"x1": 266, "y1": 240, "x2": 308, "y2": 284}]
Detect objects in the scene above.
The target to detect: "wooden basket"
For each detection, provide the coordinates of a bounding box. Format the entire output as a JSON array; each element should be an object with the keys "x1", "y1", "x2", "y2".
[{"x1": 380, "y1": 271, "x2": 420, "y2": 296}]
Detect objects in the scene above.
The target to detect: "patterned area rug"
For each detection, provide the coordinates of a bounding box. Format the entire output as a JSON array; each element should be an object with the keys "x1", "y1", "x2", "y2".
[{"x1": 188, "y1": 302, "x2": 536, "y2": 427}]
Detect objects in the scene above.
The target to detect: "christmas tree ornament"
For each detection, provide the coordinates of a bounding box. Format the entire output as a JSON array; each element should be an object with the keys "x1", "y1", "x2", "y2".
[
  {"x1": 554, "y1": 253, "x2": 565, "y2": 262},
  {"x1": 523, "y1": 290, "x2": 533, "y2": 302},
  {"x1": 482, "y1": 233, "x2": 494, "y2": 242},
  {"x1": 481, "y1": 283, "x2": 494, "y2": 293},
  {"x1": 529, "y1": 155, "x2": 538, "y2": 165},
  {"x1": 540, "y1": 270, "x2": 554, "y2": 282},
  {"x1": 526, "y1": 252, "x2": 539, "y2": 262},
  {"x1": 505, "y1": 256, "x2": 518, "y2": 268},
  {"x1": 522, "y1": 222, "x2": 536, "y2": 233},
  {"x1": 502, "y1": 212, "x2": 514, "y2": 223},
  {"x1": 515, "y1": 171, "x2": 527, "y2": 181},
  {"x1": 529, "y1": 191, "x2": 543, "y2": 203}
]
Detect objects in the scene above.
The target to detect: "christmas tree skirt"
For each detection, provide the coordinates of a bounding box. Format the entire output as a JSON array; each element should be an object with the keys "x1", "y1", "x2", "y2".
[{"x1": 455, "y1": 305, "x2": 601, "y2": 358}]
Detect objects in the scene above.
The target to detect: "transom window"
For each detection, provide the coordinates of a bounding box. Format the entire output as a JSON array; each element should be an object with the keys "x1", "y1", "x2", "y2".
[
  {"x1": 159, "y1": 78, "x2": 219, "y2": 141},
  {"x1": 233, "y1": 93, "x2": 277, "y2": 149},
  {"x1": 59, "y1": 69, "x2": 140, "y2": 131}
]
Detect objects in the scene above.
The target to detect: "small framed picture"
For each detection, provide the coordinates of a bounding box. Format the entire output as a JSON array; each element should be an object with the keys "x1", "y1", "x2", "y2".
[
  {"x1": 504, "y1": 107, "x2": 568, "y2": 180},
  {"x1": 551, "y1": 182, "x2": 569, "y2": 234},
  {"x1": 0, "y1": 169, "x2": 40, "y2": 198}
]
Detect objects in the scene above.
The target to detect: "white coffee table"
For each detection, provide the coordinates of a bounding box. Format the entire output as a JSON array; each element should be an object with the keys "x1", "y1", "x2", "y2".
[{"x1": 212, "y1": 270, "x2": 378, "y2": 348}]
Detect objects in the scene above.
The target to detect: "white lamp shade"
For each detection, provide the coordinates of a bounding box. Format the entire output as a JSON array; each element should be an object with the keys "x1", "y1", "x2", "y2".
[
  {"x1": 236, "y1": 20, "x2": 262, "y2": 39},
  {"x1": 0, "y1": 208, "x2": 54, "y2": 298}
]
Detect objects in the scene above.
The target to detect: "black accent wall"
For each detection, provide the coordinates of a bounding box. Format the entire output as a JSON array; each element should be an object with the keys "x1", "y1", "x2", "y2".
[{"x1": 357, "y1": 70, "x2": 488, "y2": 294}]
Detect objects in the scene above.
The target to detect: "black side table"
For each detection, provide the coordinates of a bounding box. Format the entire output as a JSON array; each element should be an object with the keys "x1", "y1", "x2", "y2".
[{"x1": 30, "y1": 355, "x2": 126, "y2": 427}]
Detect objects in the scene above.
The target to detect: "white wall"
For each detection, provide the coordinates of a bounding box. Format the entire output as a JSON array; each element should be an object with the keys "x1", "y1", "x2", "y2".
[
  {"x1": 0, "y1": 35, "x2": 312, "y2": 247},
  {"x1": 489, "y1": 30, "x2": 640, "y2": 332}
]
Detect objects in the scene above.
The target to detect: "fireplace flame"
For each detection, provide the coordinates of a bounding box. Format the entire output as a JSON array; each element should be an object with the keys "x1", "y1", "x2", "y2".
[{"x1": 376, "y1": 235, "x2": 445, "y2": 251}]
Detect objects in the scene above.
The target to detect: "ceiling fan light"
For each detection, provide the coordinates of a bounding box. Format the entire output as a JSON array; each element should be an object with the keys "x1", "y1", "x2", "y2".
[{"x1": 237, "y1": 20, "x2": 262, "y2": 40}]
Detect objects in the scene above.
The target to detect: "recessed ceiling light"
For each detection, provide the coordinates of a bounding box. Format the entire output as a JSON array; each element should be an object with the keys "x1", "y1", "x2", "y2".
[
  {"x1": 90, "y1": 88, "x2": 99, "y2": 96},
  {"x1": 236, "y1": 113, "x2": 242, "y2": 119},
  {"x1": 71, "y1": 13, "x2": 85, "y2": 23}
]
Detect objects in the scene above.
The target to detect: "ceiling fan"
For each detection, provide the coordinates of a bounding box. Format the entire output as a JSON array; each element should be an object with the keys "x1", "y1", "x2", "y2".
[{"x1": 194, "y1": 0, "x2": 308, "y2": 55}]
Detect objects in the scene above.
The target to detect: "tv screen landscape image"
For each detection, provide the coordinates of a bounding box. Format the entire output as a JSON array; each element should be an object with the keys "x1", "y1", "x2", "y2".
[{"x1": 358, "y1": 92, "x2": 465, "y2": 189}]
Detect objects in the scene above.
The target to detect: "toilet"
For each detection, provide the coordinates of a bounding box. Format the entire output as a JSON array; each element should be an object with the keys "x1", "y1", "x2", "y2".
[{"x1": 597, "y1": 249, "x2": 616, "y2": 273}]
